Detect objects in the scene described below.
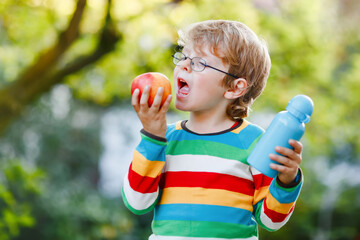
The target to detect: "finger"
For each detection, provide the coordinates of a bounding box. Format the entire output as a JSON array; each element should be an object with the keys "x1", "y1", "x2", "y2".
[
  {"x1": 150, "y1": 87, "x2": 164, "y2": 110},
  {"x1": 289, "y1": 139, "x2": 303, "y2": 154},
  {"x1": 131, "y1": 89, "x2": 140, "y2": 112},
  {"x1": 159, "y1": 94, "x2": 172, "y2": 113},
  {"x1": 270, "y1": 163, "x2": 289, "y2": 173},
  {"x1": 274, "y1": 146, "x2": 300, "y2": 163},
  {"x1": 270, "y1": 163, "x2": 296, "y2": 180},
  {"x1": 269, "y1": 153, "x2": 297, "y2": 168},
  {"x1": 140, "y1": 86, "x2": 150, "y2": 109}
]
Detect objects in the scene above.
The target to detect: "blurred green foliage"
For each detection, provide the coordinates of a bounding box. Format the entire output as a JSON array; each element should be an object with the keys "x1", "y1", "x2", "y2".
[
  {"x1": 0, "y1": 160, "x2": 42, "y2": 240},
  {"x1": 0, "y1": 0, "x2": 359, "y2": 239}
]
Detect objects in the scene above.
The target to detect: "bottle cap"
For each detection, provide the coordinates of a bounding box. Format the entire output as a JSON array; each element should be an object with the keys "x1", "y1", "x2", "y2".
[{"x1": 286, "y1": 95, "x2": 314, "y2": 123}]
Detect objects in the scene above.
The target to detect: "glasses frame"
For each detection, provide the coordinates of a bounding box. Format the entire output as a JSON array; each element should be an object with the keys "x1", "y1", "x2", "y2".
[{"x1": 172, "y1": 52, "x2": 239, "y2": 79}]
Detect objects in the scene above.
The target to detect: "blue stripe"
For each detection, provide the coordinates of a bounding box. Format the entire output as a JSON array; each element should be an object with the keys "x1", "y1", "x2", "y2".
[
  {"x1": 154, "y1": 204, "x2": 256, "y2": 226},
  {"x1": 165, "y1": 123, "x2": 178, "y2": 135},
  {"x1": 136, "y1": 138, "x2": 166, "y2": 162},
  {"x1": 166, "y1": 124, "x2": 263, "y2": 150},
  {"x1": 269, "y1": 180, "x2": 302, "y2": 204}
]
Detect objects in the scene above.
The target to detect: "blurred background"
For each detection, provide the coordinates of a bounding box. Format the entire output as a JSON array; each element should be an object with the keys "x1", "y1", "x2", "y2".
[{"x1": 0, "y1": 0, "x2": 359, "y2": 239}]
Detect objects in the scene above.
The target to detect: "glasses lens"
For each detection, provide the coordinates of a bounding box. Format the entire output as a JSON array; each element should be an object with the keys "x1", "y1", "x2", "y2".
[
  {"x1": 173, "y1": 52, "x2": 185, "y2": 65},
  {"x1": 191, "y1": 57, "x2": 206, "y2": 72}
]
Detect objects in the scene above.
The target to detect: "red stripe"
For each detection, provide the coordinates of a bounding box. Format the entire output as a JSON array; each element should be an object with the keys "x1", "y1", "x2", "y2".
[
  {"x1": 253, "y1": 174, "x2": 273, "y2": 190},
  {"x1": 231, "y1": 121, "x2": 241, "y2": 128},
  {"x1": 159, "y1": 171, "x2": 255, "y2": 196},
  {"x1": 128, "y1": 163, "x2": 160, "y2": 194},
  {"x1": 263, "y1": 200, "x2": 294, "y2": 223}
]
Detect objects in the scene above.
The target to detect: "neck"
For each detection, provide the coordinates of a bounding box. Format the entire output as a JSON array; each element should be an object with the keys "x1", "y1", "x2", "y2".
[{"x1": 187, "y1": 110, "x2": 235, "y2": 134}]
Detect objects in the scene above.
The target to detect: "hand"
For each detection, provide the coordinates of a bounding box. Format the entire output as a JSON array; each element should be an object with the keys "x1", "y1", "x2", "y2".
[
  {"x1": 269, "y1": 140, "x2": 303, "y2": 185},
  {"x1": 132, "y1": 85, "x2": 172, "y2": 138}
]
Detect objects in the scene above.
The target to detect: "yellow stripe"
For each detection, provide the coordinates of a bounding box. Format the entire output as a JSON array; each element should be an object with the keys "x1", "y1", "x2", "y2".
[
  {"x1": 253, "y1": 186, "x2": 269, "y2": 205},
  {"x1": 175, "y1": 121, "x2": 182, "y2": 130},
  {"x1": 265, "y1": 194, "x2": 295, "y2": 214},
  {"x1": 231, "y1": 119, "x2": 249, "y2": 134},
  {"x1": 159, "y1": 187, "x2": 253, "y2": 211},
  {"x1": 131, "y1": 150, "x2": 165, "y2": 178}
]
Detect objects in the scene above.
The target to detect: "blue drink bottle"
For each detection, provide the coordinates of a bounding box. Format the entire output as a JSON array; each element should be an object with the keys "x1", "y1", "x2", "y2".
[{"x1": 248, "y1": 95, "x2": 314, "y2": 178}]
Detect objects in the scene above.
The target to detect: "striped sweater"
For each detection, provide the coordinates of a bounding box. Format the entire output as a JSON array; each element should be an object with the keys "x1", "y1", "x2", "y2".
[{"x1": 122, "y1": 120, "x2": 303, "y2": 240}]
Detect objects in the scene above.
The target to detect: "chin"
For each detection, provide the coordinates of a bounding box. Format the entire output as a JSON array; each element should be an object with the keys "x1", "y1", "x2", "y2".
[{"x1": 175, "y1": 99, "x2": 189, "y2": 111}]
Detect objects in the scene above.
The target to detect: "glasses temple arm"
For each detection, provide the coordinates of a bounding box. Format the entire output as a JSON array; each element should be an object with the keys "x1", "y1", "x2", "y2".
[{"x1": 205, "y1": 65, "x2": 239, "y2": 79}]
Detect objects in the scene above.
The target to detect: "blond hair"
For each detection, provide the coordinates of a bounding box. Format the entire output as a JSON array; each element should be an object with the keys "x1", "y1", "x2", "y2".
[{"x1": 178, "y1": 20, "x2": 271, "y2": 119}]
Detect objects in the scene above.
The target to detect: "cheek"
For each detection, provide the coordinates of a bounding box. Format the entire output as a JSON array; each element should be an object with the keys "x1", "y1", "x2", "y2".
[
  {"x1": 196, "y1": 75, "x2": 225, "y2": 91},
  {"x1": 194, "y1": 80, "x2": 226, "y2": 99}
]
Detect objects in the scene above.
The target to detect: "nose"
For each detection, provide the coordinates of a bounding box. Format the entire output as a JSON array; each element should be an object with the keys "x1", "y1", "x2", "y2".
[{"x1": 178, "y1": 58, "x2": 192, "y2": 72}]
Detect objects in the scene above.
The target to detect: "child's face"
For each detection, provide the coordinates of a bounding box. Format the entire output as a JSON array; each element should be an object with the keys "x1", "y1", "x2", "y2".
[{"x1": 173, "y1": 44, "x2": 231, "y2": 114}]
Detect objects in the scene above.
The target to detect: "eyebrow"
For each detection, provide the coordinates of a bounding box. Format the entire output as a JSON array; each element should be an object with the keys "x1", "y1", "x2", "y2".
[{"x1": 181, "y1": 47, "x2": 225, "y2": 67}]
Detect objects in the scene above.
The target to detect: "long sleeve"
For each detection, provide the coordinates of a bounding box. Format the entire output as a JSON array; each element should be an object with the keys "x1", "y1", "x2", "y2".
[
  {"x1": 251, "y1": 167, "x2": 303, "y2": 231},
  {"x1": 122, "y1": 129, "x2": 167, "y2": 215}
]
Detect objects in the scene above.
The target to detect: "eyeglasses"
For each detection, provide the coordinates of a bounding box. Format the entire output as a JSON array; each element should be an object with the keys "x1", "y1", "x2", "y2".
[{"x1": 172, "y1": 52, "x2": 239, "y2": 79}]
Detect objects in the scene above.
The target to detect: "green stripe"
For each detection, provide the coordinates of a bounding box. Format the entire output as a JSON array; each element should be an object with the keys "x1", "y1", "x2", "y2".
[
  {"x1": 152, "y1": 220, "x2": 257, "y2": 238},
  {"x1": 246, "y1": 135, "x2": 261, "y2": 164},
  {"x1": 166, "y1": 140, "x2": 257, "y2": 165},
  {"x1": 253, "y1": 200, "x2": 276, "y2": 232},
  {"x1": 274, "y1": 170, "x2": 303, "y2": 192},
  {"x1": 121, "y1": 188, "x2": 157, "y2": 215},
  {"x1": 275, "y1": 180, "x2": 301, "y2": 192},
  {"x1": 140, "y1": 133, "x2": 167, "y2": 146}
]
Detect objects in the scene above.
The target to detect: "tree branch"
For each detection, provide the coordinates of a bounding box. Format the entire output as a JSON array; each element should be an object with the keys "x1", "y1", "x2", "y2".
[
  {"x1": 0, "y1": 0, "x2": 88, "y2": 133},
  {"x1": 0, "y1": 0, "x2": 183, "y2": 135},
  {"x1": 33, "y1": 0, "x2": 121, "y2": 95},
  {"x1": 16, "y1": 0, "x2": 87, "y2": 89}
]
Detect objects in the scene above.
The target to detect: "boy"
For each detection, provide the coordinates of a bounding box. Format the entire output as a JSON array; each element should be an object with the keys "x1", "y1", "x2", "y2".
[{"x1": 123, "y1": 20, "x2": 303, "y2": 240}]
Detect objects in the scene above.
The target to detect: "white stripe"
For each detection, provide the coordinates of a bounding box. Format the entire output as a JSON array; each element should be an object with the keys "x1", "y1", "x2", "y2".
[
  {"x1": 259, "y1": 204, "x2": 292, "y2": 230},
  {"x1": 250, "y1": 166, "x2": 262, "y2": 175},
  {"x1": 123, "y1": 173, "x2": 159, "y2": 211},
  {"x1": 165, "y1": 154, "x2": 253, "y2": 181},
  {"x1": 149, "y1": 234, "x2": 258, "y2": 240}
]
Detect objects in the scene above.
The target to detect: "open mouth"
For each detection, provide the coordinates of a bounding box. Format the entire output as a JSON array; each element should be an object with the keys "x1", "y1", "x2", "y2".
[{"x1": 178, "y1": 78, "x2": 190, "y2": 96}]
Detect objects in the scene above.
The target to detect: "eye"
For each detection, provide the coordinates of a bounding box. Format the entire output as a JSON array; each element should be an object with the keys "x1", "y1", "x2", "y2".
[
  {"x1": 191, "y1": 57, "x2": 206, "y2": 71},
  {"x1": 177, "y1": 53, "x2": 186, "y2": 60},
  {"x1": 173, "y1": 52, "x2": 187, "y2": 65}
]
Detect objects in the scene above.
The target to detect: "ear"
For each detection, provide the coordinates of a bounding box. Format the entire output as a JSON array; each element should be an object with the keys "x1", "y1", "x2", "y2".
[{"x1": 224, "y1": 78, "x2": 248, "y2": 100}]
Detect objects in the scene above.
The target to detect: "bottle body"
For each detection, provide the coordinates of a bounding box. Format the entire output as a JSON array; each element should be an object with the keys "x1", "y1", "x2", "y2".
[{"x1": 248, "y1": 111, "x2": 305, "y2": 178}]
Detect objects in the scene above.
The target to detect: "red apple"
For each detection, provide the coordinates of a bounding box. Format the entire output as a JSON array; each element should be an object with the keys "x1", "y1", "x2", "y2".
[{"x1": 131, "y1": 72, "x2": 172, "y2": 107}]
